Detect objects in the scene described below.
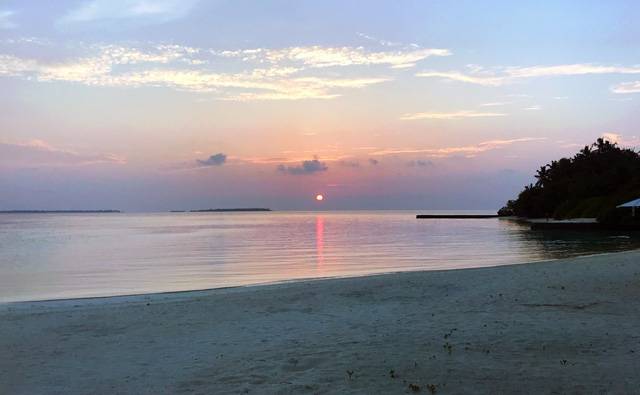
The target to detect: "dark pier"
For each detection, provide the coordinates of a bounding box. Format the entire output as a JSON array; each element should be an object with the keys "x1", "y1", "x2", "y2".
[{"x1": 416, "y1": 214, "x2": 500, "y2": 219}]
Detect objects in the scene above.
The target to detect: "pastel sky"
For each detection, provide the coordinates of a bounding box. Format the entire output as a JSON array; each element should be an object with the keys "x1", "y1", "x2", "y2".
[{"x1": 1, "y1": 0, "x2": 639, "y2": 211}]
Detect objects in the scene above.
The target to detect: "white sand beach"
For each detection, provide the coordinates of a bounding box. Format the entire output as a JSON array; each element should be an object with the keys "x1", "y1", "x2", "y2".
[{"x1": 2, "y1": 250, "x2": 640, "y2": 394}]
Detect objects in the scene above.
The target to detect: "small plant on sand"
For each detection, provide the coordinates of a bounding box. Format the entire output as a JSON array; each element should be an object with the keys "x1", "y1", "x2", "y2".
[
  {"x1": 346, "y1": 370, "x2": 354, "y2": 379},
  {"x1": 408, "y1": 383, "x2": 421, "y2": 392},
  {"x1": 389, "y1": 369, "x2": 397, "y2": 379},
  {"x1": 426, "y1": 383, "x2": 438, "y2": 394},
  {"x1": 443, "y1": 342, "x2": 453, "y2": 354}
]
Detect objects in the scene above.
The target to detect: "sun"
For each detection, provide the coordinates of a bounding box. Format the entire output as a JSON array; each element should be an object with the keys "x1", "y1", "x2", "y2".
[{"x1": 315, "y1": 194, "x2": 324, "y2": 201}]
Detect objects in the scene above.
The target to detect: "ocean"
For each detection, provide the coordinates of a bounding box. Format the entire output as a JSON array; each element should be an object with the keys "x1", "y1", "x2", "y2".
[{"x1": 1, "y1": 210, "x2": 639, "y2": 302}]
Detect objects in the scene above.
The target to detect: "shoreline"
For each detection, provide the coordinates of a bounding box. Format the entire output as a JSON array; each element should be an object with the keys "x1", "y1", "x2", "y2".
[
  {"x1": 4, "y1": 248, "x2": 639, "y2": 307},
  {"x1": 3, "y1": 249, "x2": 640, "y2": 393}
]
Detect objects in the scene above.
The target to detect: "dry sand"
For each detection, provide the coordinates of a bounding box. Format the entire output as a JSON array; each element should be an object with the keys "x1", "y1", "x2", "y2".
[{"x1": 2, "y1": 250, "x2": 640, "y2": 394}]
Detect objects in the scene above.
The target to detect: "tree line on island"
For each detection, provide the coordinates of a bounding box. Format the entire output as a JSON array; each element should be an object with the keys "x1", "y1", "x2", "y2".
[{"x1": 499, "y1": 138, "x2": 640, "y2": 224}]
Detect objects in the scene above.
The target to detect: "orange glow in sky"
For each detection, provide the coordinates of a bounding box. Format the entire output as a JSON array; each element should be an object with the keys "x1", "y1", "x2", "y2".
[{"x1": 2, "y1": 2, "x2": 637, "y2": 212}]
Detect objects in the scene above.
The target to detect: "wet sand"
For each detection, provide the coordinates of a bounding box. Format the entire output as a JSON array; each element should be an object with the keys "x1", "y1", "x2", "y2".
[{"x1": 2, "y1": 250, "x2": 640, "y2": 394}]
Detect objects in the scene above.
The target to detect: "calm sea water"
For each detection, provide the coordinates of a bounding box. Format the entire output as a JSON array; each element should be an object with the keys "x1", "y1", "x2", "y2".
[{"x1": 1, "y1": 211, "x2": 639, "y2": 302}]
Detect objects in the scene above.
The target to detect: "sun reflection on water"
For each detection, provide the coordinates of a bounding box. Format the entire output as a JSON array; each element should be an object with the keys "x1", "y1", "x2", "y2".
[{"x1": 316, "y1": 215, "x2": 324, "y2": 269}]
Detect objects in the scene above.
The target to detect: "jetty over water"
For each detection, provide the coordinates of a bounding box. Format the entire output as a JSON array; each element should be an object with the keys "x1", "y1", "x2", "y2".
[
  {"x1": 416, "y1": 214, "x2": 499, "y2": 219},
  {"x1": 189, "y1": 208, "x2": 271, "y2": 212}
]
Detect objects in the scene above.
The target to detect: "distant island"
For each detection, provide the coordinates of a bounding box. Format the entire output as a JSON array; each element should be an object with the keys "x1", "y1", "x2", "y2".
[
  {"x1": 499, "y1": 138, "x2": 640, "y2": 225},
  {"x1": 0, "y1": 210, "x2": 121, "y2": 214},
  {"x1": 187, "y1": 208, "x2": 272, "y2": 212}
]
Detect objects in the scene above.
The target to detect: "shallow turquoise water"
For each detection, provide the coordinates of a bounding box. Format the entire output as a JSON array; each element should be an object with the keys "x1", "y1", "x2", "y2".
[{"x1": 1, "y1": 211, "x2": 639, "y2": 302}]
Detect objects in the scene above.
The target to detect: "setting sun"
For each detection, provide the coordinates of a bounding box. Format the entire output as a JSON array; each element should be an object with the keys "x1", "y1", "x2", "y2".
[{"x1": 315, "y1": 194, "x2": 324, "y2": 201}]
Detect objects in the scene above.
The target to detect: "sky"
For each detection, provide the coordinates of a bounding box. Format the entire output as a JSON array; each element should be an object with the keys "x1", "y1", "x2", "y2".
[{"x1": 1, "y1": 0, "x2": 639, "y2": 211}]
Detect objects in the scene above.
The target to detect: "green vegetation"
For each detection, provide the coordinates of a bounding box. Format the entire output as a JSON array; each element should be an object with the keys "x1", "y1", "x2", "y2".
[{"x1": 499, "y1": 138, "x2": 640, "y2": 223}]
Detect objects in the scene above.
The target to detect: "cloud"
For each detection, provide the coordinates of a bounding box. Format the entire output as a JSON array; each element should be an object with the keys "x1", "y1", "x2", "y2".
[
  {"x1": 480, "y1": 102, "x2": 509, "y2": 107},
  {"x1": 0, "y1": 10, "x2": 16, "y2": 29},
  {"x1": 60, "y1": 0, "x2": 198, "y2": 24},
  {"x1": 407, "y1": 159, "x2": 434, "y2": 167},
  {"x1": 0, "y1": 139, "x2": 125, "y2": 167},
  {"x1": 0, "y1": 40, "x2": 449, "y2": 100},
  {"x1": 524, "y1": 105, "x2": 541, "y2": 111},
  {"x1": 0, "y1": 43, "x2": 390, "y2": 100},
  {"x1": 601, "y1": 132, "x2": 621, "y2": 143},
  {"x1": 0, "y1": 43, "x2": 202, "y2": 79},
  {"x1": 415, "y1": 70, "x2": 503, "y2": 86},
  {"x1": 368, "y1": 158, "x2": 379, "y2": 165},
  {"x1": 417, "y1": 64, "x2": 640, "y2": 87},
  {"x1": 101, "y1": 44, "x2": 203, "y2": 65},
  {"x1": 371, "y1": 137, "x2": 546, "y2": 158},
  {"x1": 218, "y1": 45, "x2": 450, "y2": 70},
  {"x1": 611, "y1": 81, "x2": 640, "y2": 94},
  {"x1": 508, "y1": 64, "x2": 640, "y2": 78},
  {"x1": 558, "y1": 142, "x2": 583, "y2": 149},
  {"x1": 222, "y1": 76, "x2": 389, "y2": 101},
  {"x1": 356, "y1": 32, "x2": 405, "y2": 47},
  {"x1": 196, "y1": 153, "x2": 226, "y2": 167},
  {"x1": 400, "y1": 110, "x2": 506, "y2": 120},
  {"x1": 0, "y1": 54, "x2": 38, "y2": 76},
  {"x1": 277, "y1": 158, "x2": 328, "y2": 175},
  {"x1": 600, "y1": 133, "x2": 640, "y2": 148},
  {"x1": 339, "y1": 160, "x2": 360, "y2": 168}
]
